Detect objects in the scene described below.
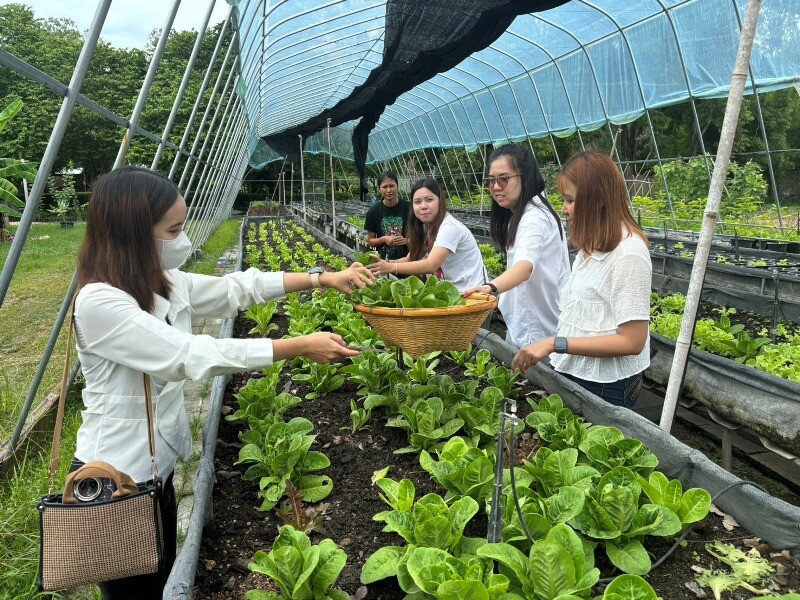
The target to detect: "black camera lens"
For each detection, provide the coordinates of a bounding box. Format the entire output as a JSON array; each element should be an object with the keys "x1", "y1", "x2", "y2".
[{"x1": 74, "y1": 477, "x2": 103, "y2": 502}]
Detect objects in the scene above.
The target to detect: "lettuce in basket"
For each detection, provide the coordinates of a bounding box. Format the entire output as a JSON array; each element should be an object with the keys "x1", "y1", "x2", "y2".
[{"x1": 351, "y1": 275, "x2": 466, "y2": 309}]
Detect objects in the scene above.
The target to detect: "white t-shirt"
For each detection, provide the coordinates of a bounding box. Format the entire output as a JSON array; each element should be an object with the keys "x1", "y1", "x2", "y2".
[
  {"x1": 432, "y1": 213, "x2": 487, "y2": 291},
  {"x1": 499, "y1": 199, "x2": 570, "y2": 347},
  {"x1": 550, "y1": 233, "x2": 652, "y2": 383}
]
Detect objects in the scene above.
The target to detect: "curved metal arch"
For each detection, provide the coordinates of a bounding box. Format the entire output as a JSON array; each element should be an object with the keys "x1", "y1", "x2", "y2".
[
  {"x1": 325, "y1": 30, "x2": 386, "y2": 109},
  {"x1": 531, "y1": 12, "x2": 628, "y2": 198},
  {"x1": 411, "y1": 79, "x2": 483, "y2": 146},
  {"x1": 651, "y1": 0, "x2": 712, "y2": 184},
  {"x1": 577, "y1": 0, "x2": 675, "y2": 220},
  {"x1": 264, "y1": 70, "x2": 361, "y2": 109},
  {"x1": 456, "y1": 57, "x2": 515, "y2": 140},
  {"x1": 729, "y1": 0, "x2": 783, "y2": 226},
  {"x1": 263, "y1": 14, "x2": 384, "y2": 65},
  {"x1": 261, "y1": 48, "x2": 380, "y2": 91},
  {"x1": 503, "y1": 29, "x2": 585, "y2": 149},
  {"x1": 404, "y1": 89, "x2": 473, "y2": 191},
  {"x1": 261, "y1": 56, "x2": 370, "y2": 98},
  {"x1": 436, "y1": 72, "x2": 494, "y2": 144},
  {"x1": 262, "y1": 1, "x2": 381, "y2": 55},
  {"x1": 260, "y1": 52, "x2": 376, "y2": 94},
  {"x1": 489, "y1": 40, "x2": 564, "y2": 166}
]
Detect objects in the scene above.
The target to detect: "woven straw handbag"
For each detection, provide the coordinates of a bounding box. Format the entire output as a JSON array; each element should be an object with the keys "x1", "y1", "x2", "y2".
[{"x1": 37, "y1": 299, "x2": 164, "y2": 591}]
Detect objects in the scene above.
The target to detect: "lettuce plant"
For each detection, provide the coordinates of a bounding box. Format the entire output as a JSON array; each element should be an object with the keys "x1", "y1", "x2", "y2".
[
  {"x1": 464, "y1": 349, "x2": 493, "y2": 380},
  {"x1": 485, "y1": 364, "x2": 521, "y2": 399},
  {"x1": 227, "y1": 364, "x2": 298, "y2": 427},
  {"x1": 403, "y1": 351, "x2": 441, "y2": 384},
  {"x1": 478, "y1": 524, "x2": 600, "y2": 599},
  {"x1": 571, "y1": 466, "x2": 682, "y2": 575},
  {"x1": 291, "y1": 362, "x2": 345, "y2": 400},
  {"x1": 247, "y1": 525, "x2": 348, "y2": 600},
  {"x1": 456, "y1": 386, "x2": 513, "y2": 446},
  {"x1": 236, "y1": 417, "x2": 333, "y2": 510},
  {"x1": 275, "y1": 481, "x2": 329, "y2": 535},
  {"x1": 245, "y1": 301, "x2": 279, "y2": 336},
  {"x1": 419, "y1": 437, "x2": 495, "y2": 503},
  {"x1": 403, "y1": 547, "x2": 511, "y2": 600},
  {"x1": 341, "y1": 351, "x2": 398, "y2": 396},
  {"x1": 636, "y1": 471, "x2": 711, "y2": 532},
  {"x1": 577, "y1": 426, "x2": 659, "y2": 477},
  {"x1": 525, "y1": 395, "x2": 590, "y2": 451},
  {"x1": 599, "y1": 574, "x2": 658, "y2": 600},
  {"x1": 349, "y1": 399, "x2": 371, "y2": 433},
  {"x1": 387, "y1": 396, "x2": 464, "y2": 454},
  {"x1": 362, "y1": 469, "x2": 486, "y2": 593},
  {"x1": 523, "y1": 447, "x2": 600, "y2": 498}
]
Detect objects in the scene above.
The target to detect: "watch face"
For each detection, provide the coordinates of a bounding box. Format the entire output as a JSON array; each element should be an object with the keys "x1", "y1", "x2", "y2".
[{"x1": 309, "y1": 267, "x2": 324, "y2": 274}]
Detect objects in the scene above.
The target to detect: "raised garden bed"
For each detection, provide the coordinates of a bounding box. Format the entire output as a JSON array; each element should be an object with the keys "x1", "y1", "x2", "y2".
[{"x1": 176, "y1": 218, "x2": 800, "y2": 600}]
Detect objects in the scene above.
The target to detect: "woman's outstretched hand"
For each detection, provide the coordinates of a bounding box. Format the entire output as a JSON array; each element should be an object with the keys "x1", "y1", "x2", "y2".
[
  {"x1": 303, "y1": 332, "x2": 360, "y2": 363},
  {"x1": 511, "y1": 339, "x2": 555, "y2": 372},
  {"x1": 321, "y1": 262, "x2": 376, "y2": 294},
  {"x1": 462, "y1": 284, "x2": 492, "y2": 298},
  {"x1": 367, "y1": 258, "x2": 393, "y2": 276}
]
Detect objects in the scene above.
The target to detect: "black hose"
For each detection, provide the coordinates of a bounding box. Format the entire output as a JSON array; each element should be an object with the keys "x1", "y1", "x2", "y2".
[{"x1": 507, "y1": 405, "x2": 536, "y2": 545}]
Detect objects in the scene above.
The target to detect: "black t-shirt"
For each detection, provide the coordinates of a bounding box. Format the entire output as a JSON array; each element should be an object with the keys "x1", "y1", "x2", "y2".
[{"x1": 364, "y1": 199, "x2": 410, "y2": 260}]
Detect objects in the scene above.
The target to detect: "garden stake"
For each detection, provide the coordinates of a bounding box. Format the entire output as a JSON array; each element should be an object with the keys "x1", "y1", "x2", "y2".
[{"x1": 487, "y1": 398, "x2": 519, "y2": 543}]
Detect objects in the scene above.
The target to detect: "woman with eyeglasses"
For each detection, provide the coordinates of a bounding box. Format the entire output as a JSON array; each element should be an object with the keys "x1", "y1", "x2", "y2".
[
  {"x1": 510, "y1": 151, "x2": 651, "y2": 408},
  {"x1": 367, "y1": 177, "x2": 486, "y2": 290},
  {"x1": 463, "y1": 143, "x2": 570, "y2": 348}
]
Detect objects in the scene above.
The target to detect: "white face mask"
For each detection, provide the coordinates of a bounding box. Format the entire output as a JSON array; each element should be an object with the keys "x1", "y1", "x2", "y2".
[{"x1": 156, "y1": 231, "x2": 192, "y2": 270}]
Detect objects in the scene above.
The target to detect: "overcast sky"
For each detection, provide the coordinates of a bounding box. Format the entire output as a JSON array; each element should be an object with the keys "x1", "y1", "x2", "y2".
[{"x1": 3, "y1": 1, "x2": 231, "y2": 49}]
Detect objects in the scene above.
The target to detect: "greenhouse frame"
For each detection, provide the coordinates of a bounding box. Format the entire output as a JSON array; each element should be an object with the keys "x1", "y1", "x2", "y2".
[{"x1": 1, "y1": 0, "x2": 799, "y2": 598}]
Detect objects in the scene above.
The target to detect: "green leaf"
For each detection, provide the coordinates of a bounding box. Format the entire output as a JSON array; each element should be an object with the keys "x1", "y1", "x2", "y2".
[
  {"x1": 679, "y1": 488, "x2": 712, "y2": 524},
  {"x1": 294, "y1": 475, "x2": 333, "y2": 502},
  {"x1": 361, "y1": 545, "x2": 405, "y2": 584},
  {"x1": 606, "y1": 540, "x2": 651, "y2": 575},
  {"x1": 438, "y1": 580, "x2": 491, "y2": 600},
  {"x1": 602, "y1": 574, "x2": 658, "y2": 600},
  {"x1": 529, "y1": 541, "x2": 576, "y2": 599}
]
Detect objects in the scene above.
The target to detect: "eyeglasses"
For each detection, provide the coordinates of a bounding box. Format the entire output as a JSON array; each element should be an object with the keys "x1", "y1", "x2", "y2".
[{"x1": 482, "y1": 175, "x2": 520, "y2": 188}]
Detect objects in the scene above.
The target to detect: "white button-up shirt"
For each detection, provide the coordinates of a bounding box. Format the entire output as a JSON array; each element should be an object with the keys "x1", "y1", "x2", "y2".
[
  {"x1": 499, "y1": 199, "x2": 571, "y2": 347},
  {"x1": 550, "y1": 233, "x2": 651, "y2": 383},
  {"x1": 74, "y1": 268, "x2": 284, "y2": 483}
]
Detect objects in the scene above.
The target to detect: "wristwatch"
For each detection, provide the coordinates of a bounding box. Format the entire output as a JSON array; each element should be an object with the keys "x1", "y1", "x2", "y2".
[
  {"x1": 554, "y1": 336, "x2": 569, "y2": 354},
  {"x1": 484, "y1": 282, "x2": 498, "y2": 295},
  {"x1": 308, "y1": 267, "x2": 324, "y2": 288}
]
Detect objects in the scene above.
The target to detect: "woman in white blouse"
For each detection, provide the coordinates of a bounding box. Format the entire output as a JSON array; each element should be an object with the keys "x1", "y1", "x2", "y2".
[
  {"x1": 463, "y1": 143, "x2": 570, "y2": 347},
  {"x1": 511, "y1": 151, "x2": 651, "y2": 407},
  {"x1": 368, "y1": 177, "x2": 486, "y2": 291},
  {"x1": 72, "y1": 166, "x2": 374, "y2": 598}
]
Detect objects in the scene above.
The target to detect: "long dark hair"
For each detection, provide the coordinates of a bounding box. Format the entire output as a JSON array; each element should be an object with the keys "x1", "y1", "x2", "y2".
[
  {"x1": 407, "y1": 178, "x2": 448, "y2": 261},
  {"x1": 558, "y1": 151, "x2": 648, "y2": 254},
  {"x1": 77, "y1": 166, "x2": 179, "y2": 313},
  {"x1": 488, "y1": 144, "x2": 563, "y2": 250}
]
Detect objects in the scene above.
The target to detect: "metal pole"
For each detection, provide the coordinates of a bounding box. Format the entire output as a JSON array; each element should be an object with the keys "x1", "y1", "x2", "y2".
[
  {"x1": 185, "y1": 97, "x2": 241, "y2": 238},
  {"x1": 0, "y1": 0, "x2": 111, "y2": 307},
  {"x1": 290, "y1": 162, "x2": 294, "y2": 206},
  {"x1": 168, "y1": 12, "x2": 231, "y2": 180},
  {"x1": 180, "y1": 35, "x2": 237, "y2": 189},
  {"x1": 114, "y1": 0, "x2": 182, "y2": 168},
  {"x1": 327, "y1": 118, "x2": 336, "y2": 238},
  {"x1": 660, "y1": 0, "x2": 762, "y2": 434},
  {"x1": 152, "y1": 0, "x2": 216, "y2": 170},
  {"x1": 197, "y1": 127, "x2": 246, "y2": 247},
  {"x1": 299, "y1": 135, "x2": 306, "y2": 211}
]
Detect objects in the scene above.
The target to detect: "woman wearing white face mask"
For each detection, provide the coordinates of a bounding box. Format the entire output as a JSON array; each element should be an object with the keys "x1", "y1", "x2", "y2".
[{"x1": 72, "y1": 166, "x2": 374, "y2": 598}]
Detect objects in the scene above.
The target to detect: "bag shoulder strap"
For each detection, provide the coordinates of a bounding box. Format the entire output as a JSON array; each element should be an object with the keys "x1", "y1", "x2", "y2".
[{"x1": 49, "y1": 294, "x2": 159, "y2": 488}]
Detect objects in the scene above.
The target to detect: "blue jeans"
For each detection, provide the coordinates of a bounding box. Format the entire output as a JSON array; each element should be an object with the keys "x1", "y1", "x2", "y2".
[{"x1": 561, "y1": 372, "x2": 643, "y2": 409}]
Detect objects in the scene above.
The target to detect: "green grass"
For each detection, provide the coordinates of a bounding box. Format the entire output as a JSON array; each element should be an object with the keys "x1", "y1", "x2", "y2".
[
  {"x1": 185, "y1": 219, "x2": 242, "y2": 275},
  {"x1": 0, "y1": 223, "x2": 84, "y2": 440}
]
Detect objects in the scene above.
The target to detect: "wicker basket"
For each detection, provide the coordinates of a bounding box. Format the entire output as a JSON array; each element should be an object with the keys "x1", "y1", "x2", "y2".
[{"x1": 354, "y1": 293, "x2": 497, "y2": 358}]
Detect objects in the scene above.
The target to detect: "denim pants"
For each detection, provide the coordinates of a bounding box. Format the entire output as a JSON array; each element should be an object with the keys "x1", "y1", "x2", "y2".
[
  {"x1": 561, "y1": 371, "x2": 644, "y2": 409},
  {"x1": 68, "y1": 458, "x2": 177, "y2": 600}
]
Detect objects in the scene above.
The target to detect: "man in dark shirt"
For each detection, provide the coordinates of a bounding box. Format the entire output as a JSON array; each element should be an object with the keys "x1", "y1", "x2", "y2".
[{"x1": 365, "y1": 172, "x2": 410, "y2": 261}]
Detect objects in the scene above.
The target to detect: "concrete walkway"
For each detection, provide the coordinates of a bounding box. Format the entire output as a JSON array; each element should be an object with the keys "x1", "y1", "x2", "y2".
[{"x1": 174, "y1": 249, "x2": 239, "y2": 543}]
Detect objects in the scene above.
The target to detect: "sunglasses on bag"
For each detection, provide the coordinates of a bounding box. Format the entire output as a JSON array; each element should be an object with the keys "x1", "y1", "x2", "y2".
[{"x1": 482, "y1": 174, "x2": 520, "y2": 188}]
